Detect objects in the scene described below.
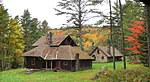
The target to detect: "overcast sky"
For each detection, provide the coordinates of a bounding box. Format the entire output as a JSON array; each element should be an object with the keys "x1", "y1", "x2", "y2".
[{"x1": 2, "y1": 0, "x2": 125, "y2": 28}]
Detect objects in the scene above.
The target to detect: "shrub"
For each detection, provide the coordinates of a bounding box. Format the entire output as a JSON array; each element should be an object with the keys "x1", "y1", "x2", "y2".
[{"x1": 97, "y1": 66, "x2": 150, "y2": 82}]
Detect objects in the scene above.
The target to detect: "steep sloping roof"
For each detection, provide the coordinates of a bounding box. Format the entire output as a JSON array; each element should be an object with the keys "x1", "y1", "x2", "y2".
[
  {"x1": 22, "y1": 45, "x2": 93, "y2": 60},
  {"x1": 90, "y1": 46, "x2": 123, "y2": 57},
  {"x1": 32, "y1": 35, "x2": 71, "y2": 46}
]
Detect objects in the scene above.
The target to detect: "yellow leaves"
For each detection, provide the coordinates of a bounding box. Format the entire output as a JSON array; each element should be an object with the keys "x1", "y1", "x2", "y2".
[
  {"x1": 7, "y1": 18, "x2": 25, "y2": 55},
  {"x1": 53, "y1": 31, "x2": 63, "y2": 35},
  {"x1": 50, "y1": 28, "x2": 109, "y2": 51},
  {"x1": 83, "y1": 41, "x2": 91, "y2": 50}
]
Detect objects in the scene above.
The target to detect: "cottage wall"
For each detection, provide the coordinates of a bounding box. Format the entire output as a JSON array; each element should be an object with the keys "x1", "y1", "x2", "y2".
[
  {"x1": 24, "y1": 57, "x2": 44, "y2": 69},
  {"x1": 54, "y1": 60, "x2": 92, "y2": 71},
  {"x1": 79, "y1": 60, "x2": 92, "y2": 70},
  {"x1": 107, "y1": 56, "x2": 122, "y2": 62},
  {"x1": 91, "y1": 49, "x2": 108, "y2": 62},
  {"x1": 60, "y1": 60, "x2": 76, "y2": 71}
]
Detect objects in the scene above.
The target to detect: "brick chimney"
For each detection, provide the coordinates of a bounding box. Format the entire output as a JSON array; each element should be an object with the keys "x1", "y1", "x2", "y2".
[{"x1": 46, "y1": 32, "x2": 52, "y2": 45}]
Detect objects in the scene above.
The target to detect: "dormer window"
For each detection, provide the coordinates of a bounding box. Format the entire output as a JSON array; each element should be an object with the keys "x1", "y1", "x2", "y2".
[{"x1": 65, "y1": 40, "x2": 69, "y2": 44}]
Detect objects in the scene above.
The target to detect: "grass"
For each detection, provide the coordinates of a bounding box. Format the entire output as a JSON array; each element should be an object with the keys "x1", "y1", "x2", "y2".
[{"x1": 1, "y1": 62, "x2": 150, "y2": 82}]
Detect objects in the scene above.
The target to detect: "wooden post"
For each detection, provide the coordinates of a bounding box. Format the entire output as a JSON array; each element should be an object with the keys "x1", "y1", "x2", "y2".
[
  {"x1": 46, "y1": 60, "x2": 47, "y2": 70},
  {"x1": 75, "y1": 53, "x2": 79, "y2": 71},
  {"x1": 51, "y1": 60, "x2": 52, "y2": 70}
]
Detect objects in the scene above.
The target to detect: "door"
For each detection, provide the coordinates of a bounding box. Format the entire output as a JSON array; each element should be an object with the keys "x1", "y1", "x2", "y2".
[{"x1": 56, "y1": 61, "x2": 60, "y2": 70}]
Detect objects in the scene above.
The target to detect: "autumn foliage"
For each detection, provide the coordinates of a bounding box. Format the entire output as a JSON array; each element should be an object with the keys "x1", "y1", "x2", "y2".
[
  {"x1": 52, "y1": 27, "x2": 109, "y2": 51},
  {"x1": 125, "y1": 20, "x2": 145, "y2": 54}
]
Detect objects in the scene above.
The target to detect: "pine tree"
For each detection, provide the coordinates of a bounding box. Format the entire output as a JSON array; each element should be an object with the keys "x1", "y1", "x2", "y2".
[
  {"x1": 20, "y1": 9, "x2": 42, "y2": 51},
  {"x1": 54, "y1": 0, "x2": 103, "y2": 50},
  {"x1": 20, "y1": 9, "x2": 32, "y2": 51},
  {"x1": 30, "y1": 18, "x2": 42, "y2": 45},
  {"x1": 0, "y1": 4, "x2": 10, "y2": 70},
  {"x1": 40, "y1": 20, "x2": 50, "y2": 35}
]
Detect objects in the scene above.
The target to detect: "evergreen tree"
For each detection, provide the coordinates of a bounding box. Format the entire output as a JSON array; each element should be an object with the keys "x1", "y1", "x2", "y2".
[
  {"x1": 40, "y1": 20, "x2": 50, "y2": 35},
  {"x1": 20, "y1": 9, "x2": 32, "y2": 51},
  {"x1": 54, "y1": 0, "x2": 103, "y2": 50},
  {"x1": 110, "y1": 0, "x2": 144, "y2": 53},
  {"x1": 0, "y1": 4, "x2": 10, "y2": 70},
  {"x1": 20, "y1": 9, "x2": 42, "y2": 51},
  {"x1": 30, "y1": 18, "x2": 42, "y2": 45}
]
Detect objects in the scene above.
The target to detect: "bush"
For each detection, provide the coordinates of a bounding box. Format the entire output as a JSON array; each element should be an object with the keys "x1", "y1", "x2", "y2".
[{"x1": 97, "y1": 66, "x2": 150, "y2": 82}]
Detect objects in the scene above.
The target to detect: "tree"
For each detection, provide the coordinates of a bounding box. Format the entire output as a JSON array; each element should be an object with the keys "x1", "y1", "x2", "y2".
[
  {"x1": 20, "y1": 9, "x2": 32, "y2": 51},
  {"x1": 54, "y1": 0, "x2": 103, "y2": 50},
  {"x1": 8, "y1": 18, "x2": 24, "y2": 68},
  {"x1": 0, "y1": 4, "x2": 10, "y2": 70},
  {"x1": 30, "y1": 18, "x2": 42, "y2": 45},
  {"x1": 40, "y1": 20, "x2": 50, "y2": 35},
  {"x1": 125, "y1": 20, "x2": 145, "y2": 54},
  {"x1": 135, "y1": 0, "x2": 150, "y2": 67},
  {"x1": 143, "y1": 2, "x2": 150, "y2": 67},
  {"x1": 20, "y1": 10, "x2": 42, "y2": 51},
  {"x1": 0, "y1": 4, "x2": 25, "y2": 70}
]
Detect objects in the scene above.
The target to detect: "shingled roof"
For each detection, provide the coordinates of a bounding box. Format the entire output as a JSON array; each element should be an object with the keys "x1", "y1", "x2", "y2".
[
  {"x1": 90, "y1": 46, "x2": 123, "y2": 57},
  {"x1": 32, "y1": 35, "x2": 76, "y2": 46},
  {"x1": 22, "y1": 45, "x2": 93, "y2": 60},
  {"x1": 22, "y1": 35, "x2": 93, "y2": 60}
]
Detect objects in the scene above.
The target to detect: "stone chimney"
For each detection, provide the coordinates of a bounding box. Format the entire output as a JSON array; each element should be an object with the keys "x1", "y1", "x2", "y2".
[{"x1": 46, "y1": 32, "x2": 52, "y2": 45}]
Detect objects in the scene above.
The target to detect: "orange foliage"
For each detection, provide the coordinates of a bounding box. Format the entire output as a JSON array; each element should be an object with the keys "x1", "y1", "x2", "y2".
[
  {"x1": 53, "y1": 31, "x2": 63, "y2": 35},
  {"x1": 83, "y1": 41, "x2": 91, "y2": 50},
  {"x1": 125, "y1": 20, "x2": 145, "y2": 55}
]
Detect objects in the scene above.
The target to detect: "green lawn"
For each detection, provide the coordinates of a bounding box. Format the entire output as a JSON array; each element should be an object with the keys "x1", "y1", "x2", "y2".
[{"x1": 1, "y1": 62, "x2": 150, "y2": 82}]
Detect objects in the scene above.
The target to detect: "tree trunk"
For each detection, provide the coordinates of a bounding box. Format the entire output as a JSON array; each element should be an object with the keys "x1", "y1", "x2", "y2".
[
  {"x1": 1, "y1": 49, "x2": 4, "y2": 70},
  {"x1": 78, "y1": 0, "x2": 84, "y2": 51},
  {"x1": 119, "y1": 0, "x2": 126, "y2": 69},
  {"x1": 109, "y1": 0, "x2": 115, "y2": 70},
  {"x1": 145, "y1": 5, "x2": 150, "y2": 67}
]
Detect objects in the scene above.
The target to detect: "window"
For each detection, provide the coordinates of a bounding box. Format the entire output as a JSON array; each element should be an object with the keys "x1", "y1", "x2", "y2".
[
  {"x1": 97, "y1": 50, "x2": 100, "y2": 54},
  {"x1": 63, "y1": 61, "x2": 68, "y2": 66},
  {"x1": 92, "y1": 55, "x2": 96, "y2": 60},
  {"x1": 102, "y1": 56, "x2": 104, "y2": 59},
  {"x1": 31, "y1": 58, "x2": 35, "y2": 65}
]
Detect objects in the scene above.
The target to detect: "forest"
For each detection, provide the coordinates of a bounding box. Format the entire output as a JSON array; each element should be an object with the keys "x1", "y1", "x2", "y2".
[{"x1": 0, "y1": 0, "x2": 150, "y2": 81}]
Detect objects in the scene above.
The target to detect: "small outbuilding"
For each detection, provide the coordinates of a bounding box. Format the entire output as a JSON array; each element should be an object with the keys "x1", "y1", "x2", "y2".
[
  {"x1": 22, "y1": 33, "x2": 93, "y2": 71},
  {"x1": 90, "y1": 46, "x2": 123, "y2": 62}
]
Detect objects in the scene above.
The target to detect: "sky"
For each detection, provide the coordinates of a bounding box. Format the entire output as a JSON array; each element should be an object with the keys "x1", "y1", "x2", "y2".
[{"x1": 1, "y1": 0, "x2": 125, "y2": 28}]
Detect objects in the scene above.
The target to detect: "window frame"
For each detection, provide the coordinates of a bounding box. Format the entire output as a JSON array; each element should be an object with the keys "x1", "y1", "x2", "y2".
[
  {"x1": 101, "y1": 56, "x2": 104, "y2": 60},
  {"x1": 63, "y1": 61, "x2": 68, "y2": 66},
  {"x1": 31, "y1": 58, "x2": 35, "y2": 65}
]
